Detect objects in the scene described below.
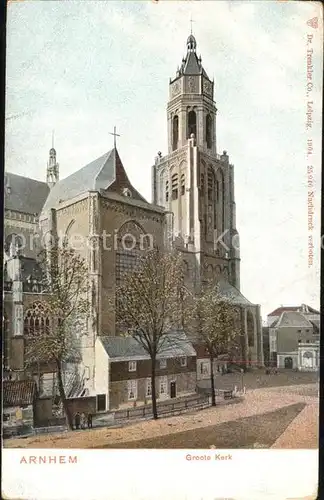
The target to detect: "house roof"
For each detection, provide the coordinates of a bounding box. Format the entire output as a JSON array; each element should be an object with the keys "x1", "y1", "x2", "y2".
[
  {"x1": 4, "y1": 172, "x2": 49, "y2": 215},
  {"x1": 3, "y1": 380, "x2": 37, "y2": 407},
  {"x1": 272, "y1": 311, "x2": 314, "y2": 328},
  {"x1": 100, "y1": 332, "x2": 196, "y2": 360},
  {"x1": 42, "y1": 148, "x2": 147, "y2": 211},
  {"x1": 268, "y1": 304, "x2": 320, "y2": 316}
]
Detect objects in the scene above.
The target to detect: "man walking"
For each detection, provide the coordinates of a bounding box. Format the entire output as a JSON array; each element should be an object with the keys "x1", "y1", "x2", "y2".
[{"x1": 87, "y1": 413, "x2": 93, "y2": 429}]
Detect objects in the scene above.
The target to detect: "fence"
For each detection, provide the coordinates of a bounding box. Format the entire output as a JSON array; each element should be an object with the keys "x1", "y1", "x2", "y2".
[
  {"x1": 114, "y1": 394, "x2": 210, "y2": 422},
  {"x1": 34, "y1": 425, "x2": 67, "y2": 435}
]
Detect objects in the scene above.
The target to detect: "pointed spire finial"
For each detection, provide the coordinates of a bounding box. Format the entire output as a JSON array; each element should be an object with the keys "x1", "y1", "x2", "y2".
[{"x1": 190, "y1": 15, "x2": 194, "y2": 35}]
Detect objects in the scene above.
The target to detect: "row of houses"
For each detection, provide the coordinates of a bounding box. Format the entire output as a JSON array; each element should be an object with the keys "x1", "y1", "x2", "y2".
[
  {"x1": 263, "y1": 304, "x2": 320, "y2": 371},
  {"x1": 3, "y1": 332, "x2": 227, "y2": 432}
]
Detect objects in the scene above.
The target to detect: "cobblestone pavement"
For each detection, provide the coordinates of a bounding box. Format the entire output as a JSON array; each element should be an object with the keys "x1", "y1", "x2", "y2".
[{"x1": 5, "y1": 382, "x2": 318, "y2": 449}]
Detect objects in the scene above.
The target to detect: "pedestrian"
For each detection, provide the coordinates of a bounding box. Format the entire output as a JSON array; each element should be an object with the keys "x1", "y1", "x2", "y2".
[
  {"x1": 80, "y1": 412, "x2": 86, "y2": 429},
  {"x1": 74, "y1": 412, "x2": 80, "y2": 430},
  {"x1": 87, "y1": 413, "x2": 93, "y2": 429}
]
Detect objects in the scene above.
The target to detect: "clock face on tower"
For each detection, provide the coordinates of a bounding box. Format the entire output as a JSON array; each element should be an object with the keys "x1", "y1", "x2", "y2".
[
  {"x1": 172, "y1": 82, "x2": 180, "y2": 97},
  {"x1": 203, "y1": 79, "x2": 212, "y2": 97}
]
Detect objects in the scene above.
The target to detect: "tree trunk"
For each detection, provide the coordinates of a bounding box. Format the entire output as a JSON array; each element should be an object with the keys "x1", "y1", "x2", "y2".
[
  {"x1": 56, "y1": 359, "x2": 73, "y2": 430},
  {"x1": 210, "y1": 354, "x2": 216, "y2": 406},
  {"x1": 151, "y1": 356, "x2": 158, "y2": 420}
]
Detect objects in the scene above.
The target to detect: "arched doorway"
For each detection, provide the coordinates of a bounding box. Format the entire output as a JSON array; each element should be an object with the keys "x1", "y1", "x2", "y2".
[
  {"x1": 284, "y1": 357, "x2": 293, "y2": 369},
  {"x1": 302, "y1": 351, "x2": 313, "y2": 370}
]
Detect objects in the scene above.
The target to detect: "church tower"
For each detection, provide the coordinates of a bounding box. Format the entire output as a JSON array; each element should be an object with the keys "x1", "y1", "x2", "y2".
[{"x1": 152, "y1": 33, "x2": 240, "y2": 289}]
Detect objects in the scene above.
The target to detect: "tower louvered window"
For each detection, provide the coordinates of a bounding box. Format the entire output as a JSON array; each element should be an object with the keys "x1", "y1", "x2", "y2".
[
  {"x1": 165, "y1": 180, "x2": 169, "y2": 202},
  {"x1": 181, "y1": 174, "x2": 185, "y2": 195},
  {"x1": 216, "y1": 180, "x2": 219, "y2": 201},
  {"x1": 172, "y1": 174, "x2": 178, "y2": 200},
  {"x1": 208, "y1": 169, "x2": 214, "y2": 201},
  {"x1": 188, "y1": 110, "x2": 197, "y2": 138},
  {"x1": 200, "y1": 173, "x2": 205, "y2": 191}
]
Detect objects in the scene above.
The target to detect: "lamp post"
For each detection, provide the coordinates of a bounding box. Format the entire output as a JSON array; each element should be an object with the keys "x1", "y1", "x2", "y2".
[{"x1": 241, "y1": 368, "x2": 244, "y2": 392}]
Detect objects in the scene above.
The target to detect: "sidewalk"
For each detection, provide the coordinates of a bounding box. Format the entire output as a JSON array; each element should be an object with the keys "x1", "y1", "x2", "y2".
[{"x1": 271, "y1": 401, "x2": 318, "y2": 449}]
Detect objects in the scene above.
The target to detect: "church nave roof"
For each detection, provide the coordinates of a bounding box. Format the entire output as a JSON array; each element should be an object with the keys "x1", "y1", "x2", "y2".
[{"x1": 42, "y1": 148, "x2": 147, "y2": 211}]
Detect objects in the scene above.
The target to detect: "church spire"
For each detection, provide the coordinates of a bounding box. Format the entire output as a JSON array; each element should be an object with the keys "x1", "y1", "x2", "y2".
[
  {"x1": 47, "y1": 131, "x2": 59, "y2": 188},
  {"x1": 174, "y1": 33, "x2": 209, "y2": 80}
]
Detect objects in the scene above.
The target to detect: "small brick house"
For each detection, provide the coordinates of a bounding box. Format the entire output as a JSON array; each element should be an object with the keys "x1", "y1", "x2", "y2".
[{"x1": 95, "y1": 332, "x2": 197, "y2": 411}]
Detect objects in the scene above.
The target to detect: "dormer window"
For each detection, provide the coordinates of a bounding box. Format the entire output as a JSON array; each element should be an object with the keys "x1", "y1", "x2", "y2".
[{"x1": 122, "y1": 188, "x2": 132, "y2": 197}]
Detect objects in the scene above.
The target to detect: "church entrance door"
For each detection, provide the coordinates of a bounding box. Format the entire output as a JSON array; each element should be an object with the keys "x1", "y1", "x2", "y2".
[{"x1": 284, "y1": 357, "x2": 293, "y2": 369}]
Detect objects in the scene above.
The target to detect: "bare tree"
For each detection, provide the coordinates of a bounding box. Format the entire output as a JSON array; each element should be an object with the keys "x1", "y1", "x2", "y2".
[
  {"x1": 114, "y1": 249, "x2": 186, "y2": 419},
  {"x1": 25, "y1": 245, "x2": 89, "y2": 429},
  {"x1": 188, "y1": 281, "x2": 241, "y2": 406}
]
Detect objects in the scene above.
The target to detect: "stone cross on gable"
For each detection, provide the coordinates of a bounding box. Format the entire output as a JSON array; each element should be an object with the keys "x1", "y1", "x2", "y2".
[{"x1": 109, "y1": 126, "x2": 121, "y2": 148}]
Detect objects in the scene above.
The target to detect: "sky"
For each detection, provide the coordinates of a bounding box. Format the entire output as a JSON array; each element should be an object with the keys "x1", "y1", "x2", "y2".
[{"x1": 5, "y1": 1, "x2": 322, "y2": 319}]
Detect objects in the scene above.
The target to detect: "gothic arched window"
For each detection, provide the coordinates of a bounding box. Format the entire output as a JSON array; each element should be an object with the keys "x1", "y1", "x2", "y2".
[
  {"x1": 206, "y1": 114, "x2": 212, "y2": 149},
  {"x1": 181, "y1": 174, "x2": 185, "y2": 195},
  {"x1": 172, "y1": 115, "x2": 179, "y2": 151},
  {"x1": 216, "y1": 168, "x2": 225, "y2": 233},
  {"x1": 5, "y1": 233, "x2": 23, "y2": 256},
  {"x1": 24, "y1": 302, "x2": 51, "y2": 336},
  {"x1": 188, "y1": 110, "x2": 196, "y2": 138},
  {"x1": 171, "y1": 174, "x2": 178, "y2": 200},
  {"x1": 247, "y1": 311, "x2": 254, "y2": 347}
]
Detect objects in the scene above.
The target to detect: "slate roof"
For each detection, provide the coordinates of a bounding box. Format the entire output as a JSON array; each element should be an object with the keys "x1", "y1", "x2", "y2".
[
  {"x1": 43, "y1": 149, "x2": 116, "y2": 211},
  {"x1": 172, "y1": 35, "x2": 209, "y2": 82},
  {"x1": 273, "y1": 311, "x2": 314, "y2": 328},
  {"x1": 217, "y1": 280, "x2": 253, "y2": 306},
  {"x1": 42, "y1": 147, "x2": 147, "y2": 211},
  {"x1": 3, "y1": 380, "x2": 37, "y2": 407},
  {"x1": 4, "y1": 172, "x2": 49, "y2": 215},
  {"x1": 100, "y1": 332, "x2": 196, "y2": 360}
]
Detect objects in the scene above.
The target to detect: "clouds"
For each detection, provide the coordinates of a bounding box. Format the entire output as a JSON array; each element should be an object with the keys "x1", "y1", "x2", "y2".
[{"x1": 5, "y1": 1, "x2": 322, "y2": 315}]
